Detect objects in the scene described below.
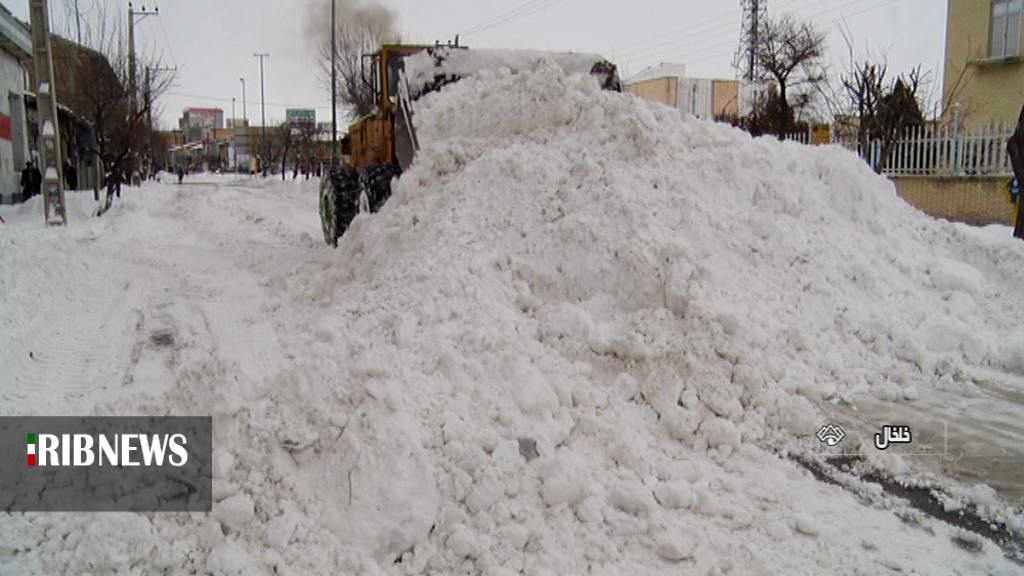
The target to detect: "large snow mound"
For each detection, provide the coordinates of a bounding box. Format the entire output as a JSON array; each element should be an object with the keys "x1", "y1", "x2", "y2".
[
  {"x1": 403, "y1": 47, "x2": 612, "y2": 98},
  {"x1": 309, "y1": 58, "x2": 1022, "y2": 571},
  {"x1": 4, "y1": 56, "x2": 1023, "y2": 574}
]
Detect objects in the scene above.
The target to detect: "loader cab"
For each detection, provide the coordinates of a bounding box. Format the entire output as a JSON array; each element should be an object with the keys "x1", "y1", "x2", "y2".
[
  {"x1": 348, "y1": 45, "x2": 429, "y2": 170},
  {"x1": 367, "y1": 46, "x2": 418, "y2": 105}
]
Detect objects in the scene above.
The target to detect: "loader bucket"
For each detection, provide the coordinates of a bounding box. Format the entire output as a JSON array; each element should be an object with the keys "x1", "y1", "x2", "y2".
[{"x1": 401, "y1": 47, "x2": 622, "y2": 100}]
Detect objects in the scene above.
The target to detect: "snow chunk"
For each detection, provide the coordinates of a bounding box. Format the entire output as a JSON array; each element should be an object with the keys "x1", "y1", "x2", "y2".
[
  {"x1": 542, "y1": 454, "x2": 591, "y2": 508},
  {"x1": 928, "y1": 260, "x2": 985, "y2": 297},
  {"x1": 766, "y1": 521, "x2": 792, "y2": 541},
  {"x1": 654, "y1": 480, "x2": 696, "y2": 510},
  {"x1": 793, "y1": 513, "x2": 821, "y2": 537},
  {"x1": 655, "y1": 530, "x2": 694, "y2": 561},
  {"x1": 446, "y1": 524, "x2": 482, "y2": 559},
  {"x1": 206, "y1": 539, "x2": 253, "y2": 574},
  {"x1": 214, "y1": 494, "x2": 255, "y2": 534},
  {"x1": 611, "y1": 480, "x2": 655, "y2": 515},
  {"x1": 699, "y1": 417, "x2": 741, "y2": 450},
  {"x1": 501, "y1": 356, "x2": 560, "y2": 416},
  {"x1": 997, "y1": 328, "x2": 1024, "y2": 375}
]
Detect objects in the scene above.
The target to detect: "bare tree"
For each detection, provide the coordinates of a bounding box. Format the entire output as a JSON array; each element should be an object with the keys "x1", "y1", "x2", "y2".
[
  {"x1": 51, "y1": 3, "x2": 174, "y2": 215},
  {"x1": 831, "y1": 25, "x2": 926, "y2": 172},
  {"x1": 275, "y1": 123, "x2": 295, "y2": 180},
  {"x1": 293, "y1": 121, "x2": 323, "y2": 177},
  {"x1": 749, "y1": 13, "x2": 827, "y2": 135},
  {"x1": 307, "y1": 0, "x2": 399, "y2": 120},
  {"x1": 841, "y1": 58, "x2": 925, "y2": 172}
]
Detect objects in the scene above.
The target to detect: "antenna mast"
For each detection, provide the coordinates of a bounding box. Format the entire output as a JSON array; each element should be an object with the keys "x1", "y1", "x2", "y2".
[{"x1": 734, "y1": 0, "x2": 766, "y2": 81}]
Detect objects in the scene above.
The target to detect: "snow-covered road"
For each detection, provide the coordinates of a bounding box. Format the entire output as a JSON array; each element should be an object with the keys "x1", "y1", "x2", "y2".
[{"x1": 2, "y1": 178, "x2": 314, "y2": 419}]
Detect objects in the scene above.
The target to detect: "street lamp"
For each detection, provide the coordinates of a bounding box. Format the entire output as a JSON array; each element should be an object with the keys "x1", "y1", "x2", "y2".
[
  {"x1": 240, "y1": 78, "x2": 248, "y2": 173},
  {"x1": 254, "y1": 52, "x2": 269, "y2": 176}
]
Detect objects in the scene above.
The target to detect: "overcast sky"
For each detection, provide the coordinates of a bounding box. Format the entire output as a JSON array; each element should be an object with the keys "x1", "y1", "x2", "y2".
[{"x1": 5, "y1": 0, "x2": 947, "y2": 129}]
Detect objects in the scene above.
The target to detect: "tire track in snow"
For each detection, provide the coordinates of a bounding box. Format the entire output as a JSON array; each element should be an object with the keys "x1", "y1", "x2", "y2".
[{"x1": 0, "y1": 240, "x2": 147, "y2": 415}]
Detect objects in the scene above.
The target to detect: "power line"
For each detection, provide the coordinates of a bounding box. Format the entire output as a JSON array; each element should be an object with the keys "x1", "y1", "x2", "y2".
[
  {"x1": 613, "y1": 9, "x2": 738, "y2": 54},
  {"x1": 612, "y1": 0, "x2": 806, "y2": 59},
  {"x1": 461, "y1": 0, "x2": 547, "y2": 35},
  {"x1": 461, "y1": 0, "x2": 564, "y2": 37},
  {"x1": 156, "y1": 14, "x2": 178, "y2": 68},
  {"x1": 677, "y1": 0, "x2": 899, "y2": 70},
  {"x1": 624, "y1": 0, "x2": 891, "y2": 76},
  {"x1": 165, "y1": 91, "x2": 331, "y2": 112},
  {"x1": 613, "y1": 0, "x2": 811, "y2": 68},
  {"x1": 616, "y1": 17, "x2": 744, "y2": 63}
]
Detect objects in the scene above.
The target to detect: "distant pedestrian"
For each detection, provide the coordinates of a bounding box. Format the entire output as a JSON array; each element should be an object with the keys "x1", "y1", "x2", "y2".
[
  {"x1": 64, "y1": 160, "x2": 78, "y2": 191},
  {"x1": 1008, "y1": 103, "x2": 1024, "y2": 239},
  {"x1": 20, "y1": 162, "x2": 32, "y2": 199},
  {"x1": 177, "y1": 164, "x2": 185, "y2": 185},
  {"x1": 20, "y1": 161, "x2": 41, "y2": 200}
]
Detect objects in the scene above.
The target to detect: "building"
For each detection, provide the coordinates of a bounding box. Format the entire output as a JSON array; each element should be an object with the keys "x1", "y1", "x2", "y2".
[
  {"x1": 179, "y1": 107, "x2": 224, "y2": 144},
  {"x1": 943, "y1": 0, "x2": 1024, "y2": 126},
  {"x1": 624, "y1": 63, "x2": 742, "y2": 121},
  {"x1": 0, "y1": 4, "x2": 32, "y2": 203},
  {"x1": 1, "y1": 7, "x2": 102, "y2": 203},
  {"x1": 44, "y1": 36, "x2": 115, "y2": 193}
]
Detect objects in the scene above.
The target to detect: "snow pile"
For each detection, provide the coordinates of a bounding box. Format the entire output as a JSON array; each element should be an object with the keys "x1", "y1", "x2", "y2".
[
  {"x1": 403, "y1": 47, "x2": 613, "y2": 97},
  {"x1": 3, "y1": 55, "x2": 1023, "y2": 574},
  {"x1": 286, "y1": 58, "x2": 1022, "y2": 571}
]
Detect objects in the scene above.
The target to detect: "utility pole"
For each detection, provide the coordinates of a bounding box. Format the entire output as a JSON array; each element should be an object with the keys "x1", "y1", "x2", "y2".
[
  {"x1": 230, "y1": 97, "x2": 236, "y2": 171},
  {"x1": 28, "y1": 0, "x2": 66, "y2": 225},
  {"x1": 127, "y1": 3, "x2": 159, "y2": 115},
  {"x1": 254, "y1": 52, "x2": 269, "y2": 176},
  {"x1": 331, "y1": 0, "x2": 337, "y2": 166},
  {"x1": 73, "y1": 0, "x2": 81, "y2": 44},
  {"x1": 143, "y1": 65, "x2": 174, "y2": 177},
  {"x1": 240, "y1": 78, "x2": 248, "y2": 172}
]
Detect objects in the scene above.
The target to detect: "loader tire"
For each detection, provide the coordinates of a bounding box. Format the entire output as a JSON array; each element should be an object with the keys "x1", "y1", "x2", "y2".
[
  {"x1": 319, "y1": 166, "x2": 359, "y2": 247},
  {"x1": 359, "y1": 163, "x2": 401, "y2": 214}
]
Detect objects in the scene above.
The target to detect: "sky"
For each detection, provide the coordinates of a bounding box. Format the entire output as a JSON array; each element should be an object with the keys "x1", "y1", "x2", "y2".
[{"x1": 4, "y1": 0, "x2": 948, "y2": 130}]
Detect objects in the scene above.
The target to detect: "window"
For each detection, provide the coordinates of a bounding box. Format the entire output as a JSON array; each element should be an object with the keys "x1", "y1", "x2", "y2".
[{"x1": 990, "y1": 0, "x2": 1023, "y2": 58}]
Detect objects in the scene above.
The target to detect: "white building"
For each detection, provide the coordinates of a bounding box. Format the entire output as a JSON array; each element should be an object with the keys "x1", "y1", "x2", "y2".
[
  {"x1": 0, "y1": 4, "x2": 32, "y2": 204},
  {"x1": 624, "y1": 62, "x2": 744, "y2": 122}
]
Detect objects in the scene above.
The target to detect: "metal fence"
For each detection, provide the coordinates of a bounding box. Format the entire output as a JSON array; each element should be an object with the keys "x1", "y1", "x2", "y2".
[
  {"x1": 781, "y1": 122, "x2": 1015, "y2": 178},
  {"x1": 880, "y1": 122, "x2": 1014, "y2": 177}
]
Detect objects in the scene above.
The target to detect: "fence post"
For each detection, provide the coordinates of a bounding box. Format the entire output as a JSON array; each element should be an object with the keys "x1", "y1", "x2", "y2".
[{"x1": 953, "y1": 102, "x2": 962, "y2": 176}]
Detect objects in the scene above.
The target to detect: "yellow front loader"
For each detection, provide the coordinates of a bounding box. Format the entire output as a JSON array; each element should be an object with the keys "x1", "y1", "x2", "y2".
[{"x1": 319, "y1": 42, "x2": 621, "y2": 246}]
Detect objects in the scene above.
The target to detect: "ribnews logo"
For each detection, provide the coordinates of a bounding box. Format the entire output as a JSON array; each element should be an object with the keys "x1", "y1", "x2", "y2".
[
  {"x1": 2, "y1": 417, "x2": 211, "y2": 512},
  {"x1": 26, "y1": 431, "x2": 190, "y2": 467}
]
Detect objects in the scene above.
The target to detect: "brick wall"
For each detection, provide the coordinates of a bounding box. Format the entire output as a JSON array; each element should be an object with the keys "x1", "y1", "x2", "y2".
[{"x1": 890, "y1": 176, "x2": 1017, "y2": 226}]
